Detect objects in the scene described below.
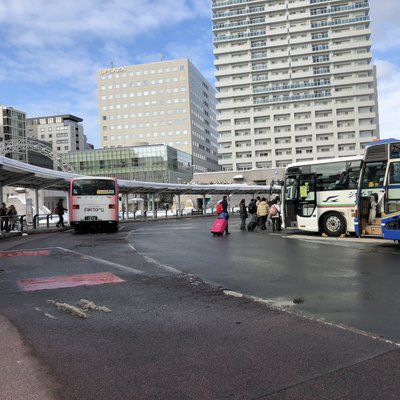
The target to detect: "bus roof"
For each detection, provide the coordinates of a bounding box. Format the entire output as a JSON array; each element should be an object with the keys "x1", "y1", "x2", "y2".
[
  {"x1": 285, "y1": 155, "x2": 363, "y2": 170},
  {"x1": 71, "y1": 176, "x2": 117, "y2": 181},
  {"x1": 365, "y1": 138, "x2": 399, "y2": 147}
]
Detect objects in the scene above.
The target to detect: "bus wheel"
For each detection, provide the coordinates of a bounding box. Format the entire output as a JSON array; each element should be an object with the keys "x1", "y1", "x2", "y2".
[{"x1": 321, "y1": 212, "x2": 346, "y2": 237}]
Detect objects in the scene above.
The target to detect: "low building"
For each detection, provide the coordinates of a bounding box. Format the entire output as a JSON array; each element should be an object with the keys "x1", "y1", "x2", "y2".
[{"x1": 62, "y1": 144, "x2": 193, "y2": 183}]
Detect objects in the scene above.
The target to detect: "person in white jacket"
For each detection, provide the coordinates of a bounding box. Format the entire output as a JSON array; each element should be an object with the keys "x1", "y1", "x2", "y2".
[{"x1": 270, "y1": 197, "x2": 282, "y2": 232}]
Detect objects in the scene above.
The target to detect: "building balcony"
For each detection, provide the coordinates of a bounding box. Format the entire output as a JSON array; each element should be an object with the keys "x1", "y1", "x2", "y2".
[
  {"x1": 212, "y1": 0, "x2": 265, "y2": 10},
  {"x1": 212, "y1": 6, "x2": 265, "y2": 20},
  {"x1": 214, "y1": 41, "x2": 252, "y2": 55},
  {"x1": 309, "y1": 2, "x2": 369, "y2": 18},
  {"x1": 213, "y1": 18, "x2": 266, "y2": 31},
  {"x1": 215, "y1": 64, "x2": 252, "y2": 77},
  {"x1": 331, "y1": 40, "x2": 372, "y2": 52},
  {"x1": 216, "y1": 88, "x2": 253, "y2": 99},
  {"x1": 332, "y1": 52, "x2": 371, "y2": 64},
  {"x1": 216, "y1": 76, "x2": 253, "y2": 88},
  {"x1": 253, "y1": 91, "x2": 332, "y2": 105},
  {"x1": 253, "y1": 80, "x2": 331, "y2": 95},
  {"x1": 311, "y1": 15, "x2": 370, "y2": 30},
  {"x1": 213, "y1": 30, "x2": 267, "y2": 43}
]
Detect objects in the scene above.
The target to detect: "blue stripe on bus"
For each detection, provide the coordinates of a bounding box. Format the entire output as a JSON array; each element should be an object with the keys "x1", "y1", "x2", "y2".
[{"x1": 386, "y1": 184, "x2": 400, "y2": 189}]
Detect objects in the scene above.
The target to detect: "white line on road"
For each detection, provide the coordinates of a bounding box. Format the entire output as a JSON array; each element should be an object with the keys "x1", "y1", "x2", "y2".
[
  {"x1": 54, "y1": 247, "x2": 144, "y2": 275},
  {"x1": 126, "y1": 235, "x2": 182, "y2": 274}
]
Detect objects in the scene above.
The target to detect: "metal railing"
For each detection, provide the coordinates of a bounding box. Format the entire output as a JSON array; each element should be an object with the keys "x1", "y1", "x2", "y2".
[
  {"x1": 0, "y1": 214, "x2": 27, "y2": 233},
  {"x1": 119, "y1": 207, "x2": 241, "y2": 221},
  {"x1": 33, "y1": 213, "x2": 54, "y2": 229}
]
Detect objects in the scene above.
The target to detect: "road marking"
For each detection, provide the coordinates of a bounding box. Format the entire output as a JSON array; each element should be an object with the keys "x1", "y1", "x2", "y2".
[
  {"x1": 0, "y1": 250, "x2": 50, "y2": 258},
  {"x1": 126, "y1": 237, "x2": 182, "y2": 274},
  {"x1": 53, "y1": 247, "x2": 144, "y2": 275},
  {"x1": 19, "y1": 272, "x2": 124, "y2": 292}
]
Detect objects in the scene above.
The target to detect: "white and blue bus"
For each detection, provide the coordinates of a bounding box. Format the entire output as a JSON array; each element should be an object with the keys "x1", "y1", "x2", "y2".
[
  {"x1": 355, "y1": 139, "x2": 400, "y2": 243},
  {"x1": 283, "y1": 156, "x2": 363, "y2": 237}
]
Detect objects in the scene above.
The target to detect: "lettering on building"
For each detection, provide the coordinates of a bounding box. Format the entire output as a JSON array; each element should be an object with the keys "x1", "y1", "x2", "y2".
[{"x1": 100, "y1": 67, "x2": 126, "y2": 75}]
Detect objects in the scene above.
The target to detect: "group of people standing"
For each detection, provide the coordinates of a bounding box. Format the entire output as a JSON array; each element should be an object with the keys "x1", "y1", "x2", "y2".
[
  {"x1": 0, "y1": 203, "x2": 18, "y2": 232},
  {"x1": 239, "y1": 196, "x2": 282, "y2": 232}
]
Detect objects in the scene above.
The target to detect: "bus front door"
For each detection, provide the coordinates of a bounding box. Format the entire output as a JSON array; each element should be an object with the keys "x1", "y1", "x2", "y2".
[
  {"x1": 283, "y1": 174, "x2": 300, "y2": 228},
  {"x1": 297, "y1": 174, "x2": 319, "y2": 232}
]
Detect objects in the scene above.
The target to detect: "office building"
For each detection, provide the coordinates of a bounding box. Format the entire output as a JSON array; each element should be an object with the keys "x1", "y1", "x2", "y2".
[
  {"x1": 26, "y1": 114, "x2": 88, "y2": 156},
  {"x1": 62, "y1": 144, "x2": 193, "y2": 183},
  {"x1": 212, "y1": 0, "x2": 379, "y2": 171},
  {"x1": 0, "y1": 106, "x2": 27, "y2": 161},
  {"x1": 97, "y1": 59, "x2": 219, "y2": 173}
]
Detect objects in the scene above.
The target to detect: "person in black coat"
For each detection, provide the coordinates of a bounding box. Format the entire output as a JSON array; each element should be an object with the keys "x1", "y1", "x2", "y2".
[
  {"x1": 55, "y1": 199, "x2": 67, "y2": 228},
  {"x1": 239, "y1": 199, "x2": 248, "y2": 230},
  {"x1": 0, "y1": 202, "x2": 8, "y2": 232}
]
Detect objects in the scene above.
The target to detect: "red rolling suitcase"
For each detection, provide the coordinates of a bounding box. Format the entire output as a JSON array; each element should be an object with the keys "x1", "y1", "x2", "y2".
[{"x1": 211, "y1": 217, "x2": 228, "y2": 236}]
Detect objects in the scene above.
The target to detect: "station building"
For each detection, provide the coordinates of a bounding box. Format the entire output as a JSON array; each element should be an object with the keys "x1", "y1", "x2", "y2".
[{"x1": 62, "y1": 144, "x2": 193, "y2": 184}]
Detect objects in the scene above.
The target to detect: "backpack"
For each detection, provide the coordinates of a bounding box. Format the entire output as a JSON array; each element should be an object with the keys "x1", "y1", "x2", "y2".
[
  {"x1": 269, "y1": 205, "x2": 278, "y2": 217},
  {"x1": 216, "y1": 202, "x2": 224, "y2": 214},
  {"x1": 248, "y1": 202, "x2": 256, "y2": 214}
]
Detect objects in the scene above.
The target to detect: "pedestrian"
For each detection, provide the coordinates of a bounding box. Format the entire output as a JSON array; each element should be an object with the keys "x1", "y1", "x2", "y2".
[
  {"x1": 55, "y1": 199, "x2": 67, "y2": 228},
  {"x1": 257, "y1": 197, "x2": 269, "y2": 230},
  {"x1": 0, "y1": 202, "x2": 7, "y2": 232},
  {"x1": 7, "y1": 205, "x2": 17, "y2": 231},
  {"x1": 239, "y1": 199, "x2": 248, "y2": 230},
  {"x1": 270, "y1": 197, "x2": 282, "y2": 232},
  {"x1": 248, "y1": 198, "x2": 257, "y2": 216},
  {"x1": 220, "y1": 195, "x2": 230, "y2": 235}
]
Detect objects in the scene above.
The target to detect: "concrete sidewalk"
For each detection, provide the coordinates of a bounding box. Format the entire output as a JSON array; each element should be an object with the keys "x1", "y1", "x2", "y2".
[
  {"x1": 0, "y1": 226, "x2": 69, "y2": 240},
  {"x1": 0, "y1": 315, "x2": 58, "y2": 400}
]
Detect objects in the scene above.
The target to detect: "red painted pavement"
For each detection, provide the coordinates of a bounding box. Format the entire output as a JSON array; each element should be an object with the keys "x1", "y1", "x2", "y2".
[
  {"x1": 19, "y1": 272, "x2": 124, "y2": 292},
  {"x1": 0, "y1": 250, "x2": 50, "y2": 258}
]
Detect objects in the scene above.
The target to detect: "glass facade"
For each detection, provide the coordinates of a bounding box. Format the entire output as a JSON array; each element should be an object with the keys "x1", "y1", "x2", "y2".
[{"x1": 63, "y1": 145, "x2": 193, "y2": 183}]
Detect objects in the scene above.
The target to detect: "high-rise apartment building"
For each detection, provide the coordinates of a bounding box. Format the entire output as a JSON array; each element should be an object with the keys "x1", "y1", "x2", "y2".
[
  {"x1": 26, "y1": 114, "x2": 88, "y2": 155},
  {"x1": 212, "y1": 0, "x2": 379, "y2": 171},
  {"x1": 0, "y1": 106, "x2": 27, "y2": 161},
  {"x1": 97, "y1": 59, "x2": 220, "y2": 173}
]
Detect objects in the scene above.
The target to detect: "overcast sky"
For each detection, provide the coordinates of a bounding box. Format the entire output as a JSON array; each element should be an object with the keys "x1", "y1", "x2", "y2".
[{"x1": 0, "y1": 0, "x2": 398, "y2": 148}]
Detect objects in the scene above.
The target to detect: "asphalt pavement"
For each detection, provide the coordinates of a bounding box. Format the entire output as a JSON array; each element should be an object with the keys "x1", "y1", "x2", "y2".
[{"x1": 1, "y1": 220, "x2": 400, "y2": 399}]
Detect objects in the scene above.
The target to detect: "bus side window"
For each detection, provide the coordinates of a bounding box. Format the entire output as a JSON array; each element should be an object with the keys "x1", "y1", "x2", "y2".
[{"x1": 390, "y1": 163, "x2": 400, "y2": 184}]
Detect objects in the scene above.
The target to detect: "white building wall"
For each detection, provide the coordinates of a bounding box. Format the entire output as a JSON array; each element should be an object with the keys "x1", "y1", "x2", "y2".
[
  {"x1": 212, "y1": 0, "x2": 379, "y2": 171},
  {"x1": 27, "y1": 115, "x2": 87, "y2": 155}
]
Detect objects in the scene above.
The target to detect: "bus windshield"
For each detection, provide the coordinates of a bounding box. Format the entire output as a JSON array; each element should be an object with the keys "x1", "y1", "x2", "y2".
[
  {"x1": 360, "y1": 161, "x2": 387, "y2": 189},
  {"x1": 72, "y1": 179, "x2": 116, "y2": 196}
]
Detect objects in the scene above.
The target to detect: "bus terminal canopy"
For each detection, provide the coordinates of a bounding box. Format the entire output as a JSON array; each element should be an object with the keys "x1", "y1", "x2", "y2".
[{"x1": 0, "y1": 156, "x2": 273, "y2": 196}]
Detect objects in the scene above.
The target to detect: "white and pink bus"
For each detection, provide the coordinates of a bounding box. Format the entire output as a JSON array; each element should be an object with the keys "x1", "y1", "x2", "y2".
[{"x1": 69, "y1": 177, "x2": 119, "y2": 232}]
